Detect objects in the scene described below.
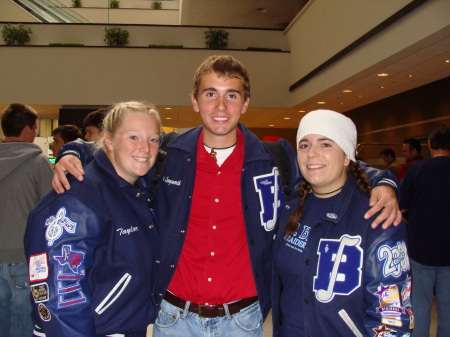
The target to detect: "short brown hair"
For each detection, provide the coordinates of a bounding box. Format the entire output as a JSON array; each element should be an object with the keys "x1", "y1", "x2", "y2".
[{"x1": 192, "y1": 55, "x2": 250, "y2": 101}]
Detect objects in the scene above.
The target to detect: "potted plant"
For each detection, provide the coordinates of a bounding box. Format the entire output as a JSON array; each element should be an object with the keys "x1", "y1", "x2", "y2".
[
  {"x1": 109, "y1": 0, "x2": 120, "y2": 8},
  {"x1": 151, "y1": 1, "x2": 162, "y2": 9},
  {"x1": 72, "y1": 0, "x2": 82, "y2": 7},
  {"x1": 204, "y1": 28, "x2": 228, "y2": 49},
  {"x1": 1, "y1": 23, "x2": 32, "y2": 46},
  {"x1": 104, "y1": 27, "x2": 129, "y2": 47}
]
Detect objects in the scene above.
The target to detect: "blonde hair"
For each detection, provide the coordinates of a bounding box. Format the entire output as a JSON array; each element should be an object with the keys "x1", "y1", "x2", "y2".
[{"x1": 97, "y1": 101, "x2": 161, "y2": 151}]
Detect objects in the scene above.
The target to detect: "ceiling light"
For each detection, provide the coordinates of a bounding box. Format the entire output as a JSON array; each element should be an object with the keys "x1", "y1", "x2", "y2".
[
  {"x1": 283, "y1": 117, "x2": 291, "y2": 120},
  {"x1": 377, "y1": 73, "x2": 389, "y2": 77},
  {"x1": 342, "y1": 89, "x2": 352, "y2": 93},
  {"x1": 445, "y1": 60, "x2": 449, "y2": 63},
  {"x1": 380, "y1": 86, "x2": 384, "y2": 89},
  {"x1": 408, "y1": 74, "x2": 413, "y2": 78},
  {"x1": 164, "y1": 107, "x2": 172, "y2": 110},
  {"x1": 298, "y1": 110, "x2": 306, "y2": 113},
  {"x1": 317, "y1": 101, "x2": 326, "y2": 105},
  {"x1": 165, "y1": 117, "x2": 172, "y2": 120},
  {"x1": 269, "y1": 124, "x2": 275, "y2": 127}
]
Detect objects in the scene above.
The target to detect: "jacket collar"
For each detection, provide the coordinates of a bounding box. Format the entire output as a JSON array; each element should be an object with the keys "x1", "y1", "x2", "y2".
[
  {"x1": 167, "y1": 123, "x2": 270, "y2": 164},
  {"x1": 318, "y1": 173, "x2": 358, "y2": 225}
]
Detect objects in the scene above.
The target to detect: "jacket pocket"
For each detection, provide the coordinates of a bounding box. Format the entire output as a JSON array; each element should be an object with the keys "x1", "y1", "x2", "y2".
[
  {"x1": 95, "y1": 273, "x2": 132, "y2": 314},
  {"x1": 338, "y1": 309, "x2": 363, "y2": 337}
]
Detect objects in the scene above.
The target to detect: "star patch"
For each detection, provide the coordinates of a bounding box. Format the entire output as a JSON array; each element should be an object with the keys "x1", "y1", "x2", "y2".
[{"x1": 53, "y1": 245, "x2": 85, "y2": 274}]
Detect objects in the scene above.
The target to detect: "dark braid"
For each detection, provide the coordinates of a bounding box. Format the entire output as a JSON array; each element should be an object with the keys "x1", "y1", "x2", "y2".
[
  {"x1": 285, "y1": 179, "x2": 311, "y2": 236},
  {"x1": 348, "y1": 161, "x2": 372, "y2": 195},
  {"x1": 285, "y1": 161, "x2": 372, "y2": 237}
]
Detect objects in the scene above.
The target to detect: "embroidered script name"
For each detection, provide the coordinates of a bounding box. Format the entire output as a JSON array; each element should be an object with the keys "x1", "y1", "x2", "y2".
[{"x1": 117, "y1": 226, "x2": 139, "y2": 236}]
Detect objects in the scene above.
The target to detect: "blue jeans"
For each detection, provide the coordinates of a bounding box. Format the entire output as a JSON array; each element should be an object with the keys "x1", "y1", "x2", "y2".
[
  {"x1": 153, "y1": 299, "x2": 263, "y2": 337},
  {"x1": 0, "y1": 263, "x2": 34, "y2": 337},
  {"x1": 411, "y1": 259, "x2": 450, "y2": 337}
]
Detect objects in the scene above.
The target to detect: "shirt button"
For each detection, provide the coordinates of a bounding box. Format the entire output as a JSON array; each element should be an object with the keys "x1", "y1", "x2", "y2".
[
  {"x1": 304, "y1": 298, "x2": 309, "y2": 304},
  {"x1": 208, "y1": 278, "x2": 212, "y2": 282},
  {"x1": 181, "y1": 230, "x2": 185, "y2": 234},
  {"x1": 170, "y1": 265, "x2": 175, "y2": 268},
  {"x1": 187, "y1": 158, "x2": 191, "y2": 162},
  {"x1": 305, "y1": 260, "x2": 311, "y2": 265},
  {"x1": 149, "y1": 225, "x2": 154, "y2": 229},
  {"x1": 212, "y1": 226, "x2": 217, "y2": 229},
  {"x1": 156, "y1": 260, "x2": 160, "y2": 264},
  {"x1": 136, "y1": 192, "x2": 141, "y2": 197},
  {"x1": 215, "y1": 198, "x2": 219, "y2": 203},
  {"x1": 211, "y1": 252, "x2": 215, "y2": 256},
  {"x1": 217, "y1": 171, "x2": 221, "y2": 175},
  {"x1": 285, "y1": 205, "x2": 290, "y2": 209}
]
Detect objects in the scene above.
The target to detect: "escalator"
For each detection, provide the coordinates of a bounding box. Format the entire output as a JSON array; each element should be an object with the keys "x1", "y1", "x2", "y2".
[{"x1": 11, "y1": 0, "x2": 90, "y2": 23}]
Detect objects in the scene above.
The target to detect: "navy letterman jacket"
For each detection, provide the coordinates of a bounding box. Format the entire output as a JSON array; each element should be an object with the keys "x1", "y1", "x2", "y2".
[
  {"x1": 272, "y1": 175, "x2": 413, "y2": 337},
  {"x1": 24, "y1": 149, "x2": 160, "y2": 337},
  {"x1": 56, "y1": 123, "x2": 398, "y2": 321}
]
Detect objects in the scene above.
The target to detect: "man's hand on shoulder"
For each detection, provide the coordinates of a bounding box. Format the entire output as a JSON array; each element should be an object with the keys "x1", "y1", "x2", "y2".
[
  {"x1": 365, "y1": 185, "x2": 402, "y2": 229},
  {"x1": 52, "y1": 155, "x2": 84, "y2": 194}
]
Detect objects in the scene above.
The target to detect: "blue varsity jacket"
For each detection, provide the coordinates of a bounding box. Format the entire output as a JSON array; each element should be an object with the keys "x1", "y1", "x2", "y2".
[
  {"x1": 272, "y1": 175, "x2": 413, "y2": 337},
  {"x1": 24, "y1": 149, "x2": 160, "y2": 337}
]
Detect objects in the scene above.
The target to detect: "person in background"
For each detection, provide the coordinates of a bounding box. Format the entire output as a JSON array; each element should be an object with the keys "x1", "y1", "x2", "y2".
[
  {"x1": 379, "y1": 148, "x2": 401, "y2": 177},
  {"x1": 398, "y1": 138, "x2": 423, "y2": 181},
  {"x1": 24, "y1": 101, "x2": 162, "y2": 337},
  {"x1": 273, "y1": 109, "x2": 413, "y2": 337},
  {"x1": 0, "y1": 103, "x2": 53, "y2": 337},
  {"x1": 83, "y1": 107, "x2": 110, "y2": 142},
  {"x1": 400, "y1": 124, "x2": 450, "y2": 337},
  {"x1": 50, "y1": 55, "x2": 402, "y2": 337},
  {"x1": 51, "y1": 124, "x2": 82, "y2": 157}
]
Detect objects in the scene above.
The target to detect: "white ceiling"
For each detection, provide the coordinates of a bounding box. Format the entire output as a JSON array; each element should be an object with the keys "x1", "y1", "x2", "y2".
[{"x1": 2, "y1": 0, "x2": 449, "y2": 129}]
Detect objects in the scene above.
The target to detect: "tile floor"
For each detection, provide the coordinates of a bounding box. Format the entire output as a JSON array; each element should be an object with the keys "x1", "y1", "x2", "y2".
[{"x1": 146, "y1": 297, "x2": 439, "y2": 336}]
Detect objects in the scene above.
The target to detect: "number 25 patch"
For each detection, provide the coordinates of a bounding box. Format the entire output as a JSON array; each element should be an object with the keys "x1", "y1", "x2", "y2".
[{"x1": 377, "y1": 241, "x2": 410, "y2": 278}]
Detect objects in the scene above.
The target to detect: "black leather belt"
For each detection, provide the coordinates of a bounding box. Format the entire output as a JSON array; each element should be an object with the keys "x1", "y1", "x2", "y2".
[{"x1": 163, "y1": 292, "x2": 258, "y2": 318}]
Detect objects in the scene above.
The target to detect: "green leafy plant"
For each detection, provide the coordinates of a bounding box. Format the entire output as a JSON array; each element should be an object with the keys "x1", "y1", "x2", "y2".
[
  {"x1": 204, "y1": 28, "x2": 228, "y2": 49},
  {"x1": 104, "y1": 27, "x2": 129, "y2": 47},
  {"x1": 151, "y1": 1, "x2": 162, "y2": 9},
  {"x1": 1, "y1": 23, "x2": 32, "y2": 46},
  {"x1": 72, "y1": 0, "x2": 82, "y2": 7},
  {"x1": 109, "y1": 0, "x2": 120, "y2": 8},
  {"x1": 148, "y1": 44, "x2": 183, "y2": 48}
]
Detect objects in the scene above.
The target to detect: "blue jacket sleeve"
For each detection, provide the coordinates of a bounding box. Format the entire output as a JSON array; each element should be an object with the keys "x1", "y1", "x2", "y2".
[
  {"x1": 25, "y1": 195, "x2": 103, "y2": 337},
  {"x1": 363, "y1": 224, "x2": 413, "y2": 336},
  {"x1": 56, "y1": 138, "x2": 94, "y2": 166},
  {"x1": 358, "y1": 161, "x2": 399, "y2": 197}
]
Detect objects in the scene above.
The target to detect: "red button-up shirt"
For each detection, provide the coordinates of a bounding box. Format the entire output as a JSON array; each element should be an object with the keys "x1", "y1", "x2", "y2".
[{"x1": 167, "y1": 130, "x2": 257, "y2": 305}]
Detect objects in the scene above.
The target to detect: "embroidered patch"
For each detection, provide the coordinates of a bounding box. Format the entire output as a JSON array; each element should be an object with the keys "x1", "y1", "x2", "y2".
[
  {"x1": 375, "y1": 283, "x2": 405, "y2": 327},
  {"x1": 45, "y1": 207, "x2": 78, "y2": 247},
  {"x1": 372, "y1": 325, "x2": 397, "y2": 337},
  {"x1": 401, "y1": 276, "x2": 414, "y2": 329},
  {"x1": 31, "y1": 282, "x2": 49, "y2": 303},
  {"x1": 253, "y1": 167, "x2": 283, "y2": 231},
  {"x1": 38, "y1": 303, "x2": 51, "y2": 322},
  {"x1": 53, "y1": 245, "x2": 87, "y2": 308},
  {"x1": 284, "y1": 225, "x2": 311, "y2": 252},
  {"x1": 313, "y1": 235, "x2": 363, "y2": 303},
  {"x1": 377, "y1": 241, "x2": 410, "y2": 278},
  {"x1": 29, "y1": 253, "x2": 49, "y2": 282}
]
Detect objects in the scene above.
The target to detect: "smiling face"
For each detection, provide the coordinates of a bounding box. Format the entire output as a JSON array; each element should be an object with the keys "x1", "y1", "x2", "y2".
[
  {"x1": 105, "y1": 111, "x2": 160, "y2": 185},
  {"x1": 297, "y1": 134, "x2": 350, "y2": 195},
  {"x1": 191, "y1": 71, "x2": 250, "y2": 148}
]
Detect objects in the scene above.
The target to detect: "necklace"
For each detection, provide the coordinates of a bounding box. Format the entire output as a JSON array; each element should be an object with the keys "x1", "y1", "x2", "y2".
[
  {"x1": 204, "y1": 142, "x2": 237, "y2": 162},
  {"x1": 311, "y1": 184, "x2": 344, "y2": 196}
]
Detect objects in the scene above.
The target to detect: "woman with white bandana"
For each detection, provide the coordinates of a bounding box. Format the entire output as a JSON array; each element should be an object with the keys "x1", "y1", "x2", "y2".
[{"x1": 272, "y1": 110, "x2": 413, "y2": 337}]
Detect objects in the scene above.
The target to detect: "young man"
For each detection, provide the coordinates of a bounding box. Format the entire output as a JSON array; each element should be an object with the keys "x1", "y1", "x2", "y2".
[
  {"x1": 52, "y1": 55, "x2": 401, "y2": 336},
  {"x1": 379, "y1": 148, "x2": 401, "y2": 177},
  {"x1": 398, "y1": 138, "x2": 423, "y2": 181},
  {"x1": 0, "y1": 103, "x2": 53, "y2": 337},
  {"x1": 51, "y1": 124, "x2": 82, "y2": 157},
  {"x1": 82, "y1": 107, "x2": 109, "y2": 142}
]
